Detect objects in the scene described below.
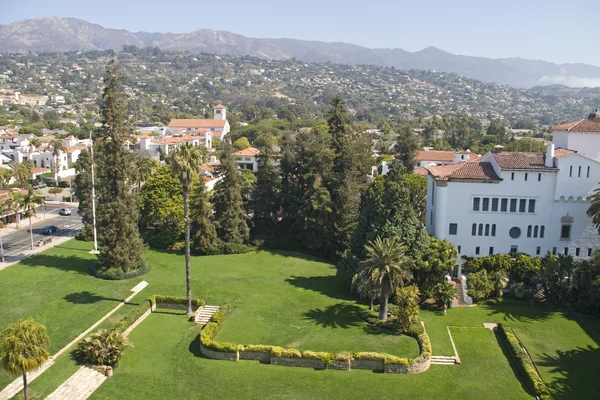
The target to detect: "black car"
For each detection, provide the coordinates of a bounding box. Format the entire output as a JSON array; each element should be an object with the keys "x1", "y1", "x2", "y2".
[{"x1": 41, "y1": 225, "x2": 58, "y2": 235}]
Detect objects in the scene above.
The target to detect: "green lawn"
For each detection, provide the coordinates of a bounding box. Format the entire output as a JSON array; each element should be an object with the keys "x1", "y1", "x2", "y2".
[
  {"x1": 1, "y1": 239, "x2": 599, "y2": 399},
  {"x1": 91, "y1": 310, "x2": 530, "y2": 400}
]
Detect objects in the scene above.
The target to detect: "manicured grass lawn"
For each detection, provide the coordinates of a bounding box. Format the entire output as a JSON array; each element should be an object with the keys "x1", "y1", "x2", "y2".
[
  {"x1": 2, "y1": 239, "x2": 599, "y2": 399},
  {"x1": 91, "y1": 310, "x2": 531, "y2": 400}
]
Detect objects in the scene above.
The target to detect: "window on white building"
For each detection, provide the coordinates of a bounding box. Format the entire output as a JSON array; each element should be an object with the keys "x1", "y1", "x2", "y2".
[
  {"x1": 510, "y1": 199, "x2": 517, "y2": 212},
  {"x1": 510, "y1": 245, "x2": 518, "y2": 256},
  {"x1": 491, "y1": 198, "x2": 498, "y2": 212},
  {"x1": 509, "y1": 227, "x2": 521, "y2": 239},
  {"x1": 482, "y1": 198, "x2": 489, "y2": 211},
  {"x1": 485, "y1": 224, "x2": 490, "y2": 236},
  {"x1": 524, "y1": 173, "x2": 528, "y2": 181},
  {"x1": 575, "y1": 248, "x2": 580, "y2": 257},
  {"x1": 540, "y1": 226, "x2": 545, "y2": 238},
  {"x1": 538, "y1": 173, "x2": 541, "y2": 181},
  {"x1": 569, "y1": 166, "x2": 573, "y2": 177},
  {"x1": 587, "y1": 166, "x2": 590, "y2": 178},
  {"x1": 589, "y1": 248, "x2": 593, "y2": 257},
  {"x1": 457, "y1": 245, "x2": 461, "y2": 254},
  {"x1": 527, "y1": 225, "x2": 532, "y2": 238},
  {"x1": 536, "y1": 246, "x2": 541, "y2": 255},
  {"x1": 528, "y1": 200, "x2": 536, "y2": 213},
  {"x1": 471, "y1": 224, "x2": 477, "y2": 236},
  {"x1": 552, "y1": 247, "x2": 557, "y2": 255},
  {"x1": 491, "y1": 224, "x2": 496, "y2": 236},
  {"x1": 561, "y1": 225, "x2": 571, "y2": 240},
  {"x1": 511, "y1": 172, "x2": 515, "y2": 181},
  {"x1": 489, "y1": 247, "x2": 494, "y2": 255},
  {"x1": 473, "y1": 197, "x2": 480, "y2": 211},
  {"x1": 449, "y1": 223, "x2": 458, "y2": 235},
  {"x1": 533, "y1": 226, "x2": 539, "y2": 238},
  {"x1": 578, "y1": 166, "x2": 582, "y2": 178},
  {"x1": 475, "y1": 246, "x2": 480, "y2": 255},
  {"x1": 564, "y1": 247, "x2": 569, "y2": 255},
  {"x1": 501, "y1": 199, "x2": 508, "y2": 212},
  {"x1": 519, "y1": 199, "x2": 527, "y2": 213},
  {"x1": 478, "y1": 224, "x2": 483, "y2": 236}
]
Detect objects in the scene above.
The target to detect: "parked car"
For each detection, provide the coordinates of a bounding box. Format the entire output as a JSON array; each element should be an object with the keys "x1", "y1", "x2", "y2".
[
  {"x1": 41, "y1": 225, "x2": 58, "y2": 235},
  {"x1": 32, "y1": 182, "x2": 47, "y2": 190},
  {"x1": 59, "y1": 208, "x2": 71, "y2": 216}
]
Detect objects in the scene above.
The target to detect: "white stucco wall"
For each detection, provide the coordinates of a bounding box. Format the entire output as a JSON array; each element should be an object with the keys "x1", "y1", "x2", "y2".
[{"x1": 553, "y1": 131, "x2": 600, "y2": 160}]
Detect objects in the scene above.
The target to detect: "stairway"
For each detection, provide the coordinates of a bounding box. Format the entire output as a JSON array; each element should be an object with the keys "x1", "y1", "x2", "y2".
[
  {"x1": 194, "y1": 305, "x2": 220, "y2": 326},
  {"x1": 452, "y1": 279, "x2": 466, "y2": 306},
  {"x1": 430, "y1": 356, "x2": 458, "y2": 365}
]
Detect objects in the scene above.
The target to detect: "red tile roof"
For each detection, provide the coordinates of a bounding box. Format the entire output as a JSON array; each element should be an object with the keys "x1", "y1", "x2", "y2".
[
  {"x1": 492, "y1": 152, "x2": 557, "y2": 170},
  {"x1": 554, "y1": 148, "x2": 577, "y2": 158},
  {"x1": 552, "y1": 118, "x2": 600, "y2": 133},
  {"x1": 428, "y1": 160, "x2": 501, "y2": 182},
  {"x1": 232, "y1": 147, "x2": 259, "y2": 157},
  {"x1": 213, "y1": 104, "x2": 226, "y2": 109},
  {"x1": 414, "y1": 167, "x2": 428, "y2": 176},
  {"x1": 168, "y1": 119, "x2": 227, "y2": 129},
  {"x1": 416, "y1": 150, "x2": 477, "y2": 162}
]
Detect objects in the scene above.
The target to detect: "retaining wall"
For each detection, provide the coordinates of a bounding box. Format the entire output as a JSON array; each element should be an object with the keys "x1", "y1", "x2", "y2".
[
  {"x1": 239, "y1": 350, "x2": 271, "y2": 362},
  {"x1": 350, "y1": 359, "x2": 385, "y2": 372},
  {"x1": 271, "y1": 356, "x2": 325, "y2": 370},
  {"x1": 384, "y1": 356, "x2": 430, "y2": 374},
  {"x1": 199, "y1": 345, "x2": 239, "y2": 361}
]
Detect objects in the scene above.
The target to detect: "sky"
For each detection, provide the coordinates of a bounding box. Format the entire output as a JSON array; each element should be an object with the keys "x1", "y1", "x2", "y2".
[{"x1": 1, "y1": 0, "x2": 599, "y2": 66}]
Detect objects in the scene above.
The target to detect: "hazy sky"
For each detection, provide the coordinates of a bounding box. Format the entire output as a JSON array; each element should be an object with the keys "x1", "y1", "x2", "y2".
[{"x1": 1, "y1": 0, "x2": 599, "y2": 66}]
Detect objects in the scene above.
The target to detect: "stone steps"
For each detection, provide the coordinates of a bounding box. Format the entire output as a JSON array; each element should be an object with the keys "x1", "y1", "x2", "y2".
[
  {"x1": 195, "y1": 305, "x2": 220, "y2": 326},
  {"x1": 430, "y1": 356, "x2": 458, "y2": 365}
]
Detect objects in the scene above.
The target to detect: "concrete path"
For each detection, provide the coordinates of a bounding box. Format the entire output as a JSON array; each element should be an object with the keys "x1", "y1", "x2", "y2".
[
  {"x1": 195, "y1": 305, "x2": 220, "y2": 326},
  {"x1": 45, "y1": 366, "x2": 106, "y2": 400},
  {"x1": 0, "y1": 281, "x2": 148, "y2": 400}
]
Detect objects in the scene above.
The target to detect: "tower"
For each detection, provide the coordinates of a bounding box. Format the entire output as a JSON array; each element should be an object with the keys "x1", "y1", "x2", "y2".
[{"x1": 213, "y1": 104, "x2": 226, "y2": 120}]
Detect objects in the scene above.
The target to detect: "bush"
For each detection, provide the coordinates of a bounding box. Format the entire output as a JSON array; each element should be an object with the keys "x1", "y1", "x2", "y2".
[
  {"x1": 302, "y1": 350, "x2": 333, "y2": 364},
  {"x1": 417, "y1": 333, "x2": 432, "y2": 358},
  {"x1": 112, "y1": 300, "x2": 152, "y2": 333},
  {"x1": 404, "y1": 323, "x2": 425, "y2": 337},
  {"x1": 334, "y1": 351, "x2": 352, "y2": 361},
  {"x1": 243, "y1": 345, "x2": 273, "y2": 353},
  {"x1": 215, "y1": 241, "x2": 255, "y2": 255},
  {"x1": 498, "y1": 323, "x2": 552, "y2": 400},
  {"x1": 353, "y1": 352, "x2": 410, "y2": 365},
  {"x1": 74, "y1": 329, "x2": 130, "y2": 366},
  {"x1": 90, "y1": 265, "x2": 151, "y2": 280},
  {"x1": 467, "y1": 270, "x2": 494, "y2": 302},
  {"x1": 270, "y1": 347, "x2": 302, "y2": 358},
  {"x1": 152, "y1": 295, "x2": 204, "y2": 309}
]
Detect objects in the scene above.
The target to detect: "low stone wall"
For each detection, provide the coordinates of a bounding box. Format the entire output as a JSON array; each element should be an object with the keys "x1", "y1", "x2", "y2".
[
  {"x1": 351, "y1": 359, "x2": 385, "y2": 372},
  {"x1": 271, "y1": 356, "x2": 325, "y2": 370},
  {"x1": 326, "y1": 359, "x2": 351, "y2": 371},
  {"x1": 199, "y1": 345, "x2": 239, "y2": 361},
  {"x1": 239, "y1": 350, "x2": 271, "y2": 362}
]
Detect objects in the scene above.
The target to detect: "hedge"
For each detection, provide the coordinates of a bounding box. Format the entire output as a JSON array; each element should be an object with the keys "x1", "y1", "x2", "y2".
[
  {"x1": 498, "y1": 323, "x2": 553, "y2": 400},
  {"x1": 354, "y1": 352, "x2": 410, "y2": 365},
  {"x1": 90, "y1": 265, "x2": 151, "y2": 280},
  {"x1": 200, "y1": 305, "x2": 241, "y2": 353}
]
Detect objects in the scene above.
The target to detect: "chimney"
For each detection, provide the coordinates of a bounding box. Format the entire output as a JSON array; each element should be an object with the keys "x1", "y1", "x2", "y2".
[
  {"x1": 545, "y1": 143, "x2": 555, "y2": 167},
  {"x1": 492, "y1": 145, "x2": 504, "y2": 154}
]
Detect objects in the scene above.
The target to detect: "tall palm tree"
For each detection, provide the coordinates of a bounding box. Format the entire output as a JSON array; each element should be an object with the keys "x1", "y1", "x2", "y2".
[
  {"x1": 0, "y1": 199, "x2": 9, "y2": 262},
  {"x1": 11, "y1": 161, "x2": 32, "y2": 190},
  {"x1": 168, "y1": 143, "x2": 204, "y2": 316},
  {"x1": 0, "y1": 318, "x2": 50, "y2": 400},
  {"x1": 135, "y1": 155, "x2": 158, "y2": 190},
  {"x1": 49, "y1": 139, "x2": 65, "y2": 185},
  {"x1": 490, "y1": 270, "x2": 509, "y2": 298},
  {"x1": 21, "y1": 188, "x2": 45, "y2": 250},
  {"x1": 5, "y1": 191, "x2": 23, "y2": 228},
  {"x1": 359, "y1": 236, "x2": 414, "y2": 320},
  {"x1": 588, "y1": 186, "x2": 600, "y2": 230}
]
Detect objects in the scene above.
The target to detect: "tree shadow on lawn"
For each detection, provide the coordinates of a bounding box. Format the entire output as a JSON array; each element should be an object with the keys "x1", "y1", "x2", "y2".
[
  {"x1": 18, "y1": 254, "x2": 95, "y2": 276},
  {"x1": 63, "y1": 291, "x2": 123, "y2": 304},
  {"x1": 302, "y1": 303, "x2": 363, "y2": 329},
  {"x1": 285, "y1": 275, "x2": 353, "y2": 301},
  {"x1": 480, "y1": 299, "x2": 555, "y2": 324},
  {"x1": 536, "y1": 345, "x2": 600, "y2": 399}
]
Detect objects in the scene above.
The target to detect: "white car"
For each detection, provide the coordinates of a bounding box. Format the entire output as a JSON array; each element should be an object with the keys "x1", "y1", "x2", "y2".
[{"x1": 59, "y1": 208, "x2": 72, "y2": 216}]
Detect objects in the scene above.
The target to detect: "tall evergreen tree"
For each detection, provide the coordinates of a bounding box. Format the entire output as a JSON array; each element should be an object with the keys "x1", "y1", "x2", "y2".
[
  {"x1": 213, "y1": 143, "x2": 250, "y2": 246},
  {"x1": 190, "y1": 181, "x2": 218, "y2": 254},
  {"x1": 395, "y1": 124, "x2": 421, "y2": 171},
  {"x1": 74, "y1": 149, "x2": 93, "y2": 240},
  {"x1": 251, "y1": 134, "x2": 281, "y2": 237},
  {"x1": 95, "y1": 60, "x2": 147, "y2": 276}
]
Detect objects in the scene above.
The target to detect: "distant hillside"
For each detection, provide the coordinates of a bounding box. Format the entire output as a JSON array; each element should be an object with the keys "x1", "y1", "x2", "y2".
[{"x1": 1, "y1": 17, "x2": 599, "y2": 88}]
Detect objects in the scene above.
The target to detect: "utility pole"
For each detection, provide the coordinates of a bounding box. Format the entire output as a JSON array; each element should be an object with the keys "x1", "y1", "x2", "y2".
[{"x1": 89, "y1": 131, "x2": 99, "y2": 254}]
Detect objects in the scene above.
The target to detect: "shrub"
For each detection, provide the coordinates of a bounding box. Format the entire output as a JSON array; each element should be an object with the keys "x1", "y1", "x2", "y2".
[
  {"x1": 404, "y1": 323, "x2": 425, "y2": 337},
  {"x1": 353, "y1": 352, "x2": 410, "y2": 365},
  {"x1": 498, "y1": 323, "x2": 552, "y2": 400},
  {"x1": 243, "y1": 345, "x2": 273, "y2": 353},
  {"x1": 271, "y1": 347, "x2": 302, "y2": 358},
  {"x1": 302, "y1": 350, "x2": 333, "y2": 364},
  {"x1": 334, "y1": 352, "x2": 352, "y2": 361},
  {"x1": 90, "y1": 265, "x2": 151, "y2": 280},
  {"x1": 417, "y1": 333, "x2": 432, "y2": 358},
  {"x1": 152, "y1": 295, "x2": 204, "y2": 309},
  {"x1": 74, "y1": 329, "x2": 130, "y2": 366},
  {"x1": 215, "y1": 241, "x2": 255, "y2": 255},
  {"x1": 467, "y1": 270, "x2": 494, "y2": 302},
  {"x1": 112, "y1": 300, "x2": 152, "y2": 333}
]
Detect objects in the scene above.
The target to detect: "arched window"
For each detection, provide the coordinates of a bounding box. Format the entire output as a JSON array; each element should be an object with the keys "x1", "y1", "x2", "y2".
[
  {"x1": 540, "y1": 226, "x2": 545, "y2": 238},
  {"x1": 533, "y1": 225, "x2": 539, "y2": 238},
  {"x1": 527, "y1": 225, "x2": 532, "y2": 238},
  {"x1": 491, "y1": 224, "x2": 496, "y2": 236},
  {"x1": 472, "y1": 223, "x2": 477, "y2": 236},
  {"x1": 485, "y1": 224, "x2": 490, "y2": 236},
  {"x1": 478, "y1": 224, "x2": 483, "y2": 236}
]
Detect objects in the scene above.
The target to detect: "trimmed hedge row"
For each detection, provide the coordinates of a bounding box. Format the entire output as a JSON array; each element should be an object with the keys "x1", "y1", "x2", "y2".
[
  {"x1": 498, "y1": 323, "x2": 553, "y2": 400},
  {"x1": 200, "y1": 305, "x2": 430, "y2": 370}
]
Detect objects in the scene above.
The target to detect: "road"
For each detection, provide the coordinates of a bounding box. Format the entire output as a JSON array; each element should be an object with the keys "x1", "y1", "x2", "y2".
[{"x1": 1, "y1": 205, "x2": 82, "y2": 260}]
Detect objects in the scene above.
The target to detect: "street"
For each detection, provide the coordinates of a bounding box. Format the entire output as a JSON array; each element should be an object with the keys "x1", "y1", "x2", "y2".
[{"x1": 0, "y1": 205, "x2": 82, "y2": 261}]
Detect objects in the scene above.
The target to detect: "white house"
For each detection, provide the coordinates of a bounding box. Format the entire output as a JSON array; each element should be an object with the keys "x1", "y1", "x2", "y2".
[
  {"x1": 167, "y1": 104, "x2": 230, "y2": 142},
  {"x1": 425, "y1": 111, "x2": 600, "y2": 261},
  {"x1": 382, "y1": 150, "x2": 477, "y2": 175},
  {"x1": 232, "y1": 147, "x2": 260, "y2": 171}
]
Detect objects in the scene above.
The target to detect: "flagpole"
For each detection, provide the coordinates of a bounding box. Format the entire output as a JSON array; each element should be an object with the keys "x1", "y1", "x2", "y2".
[{"x1": 89, "y1": 131, "x2": 99, "y2": 254}]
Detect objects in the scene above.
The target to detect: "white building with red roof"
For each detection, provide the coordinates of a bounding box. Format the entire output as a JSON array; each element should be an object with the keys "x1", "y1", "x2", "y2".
[
  {"x1": 232, "y1": 147, "x2": 260, "y2": 171},
  {"x1": 167, "y1": 104, "x2": 230, "y2": 141},
  {"x1": 426, "y1": 111, "x2": 600, "y2": 265}
]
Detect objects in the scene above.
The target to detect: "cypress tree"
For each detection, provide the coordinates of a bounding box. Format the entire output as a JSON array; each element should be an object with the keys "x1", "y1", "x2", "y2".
[
  {"x1": 73, "y1": 149, "x2": 93, "y2": 241},
  {"x1": 251, "y1": 134, "x2": 281, "y2": 238},
  {"x1": 213, "y1": 143, "x2": 250, "y2": 246},
  {"x1": 190, "y1": 181, "x2": 218, "y2": 254},
  {"x1": 94, "y1": 60, "x2": 147, "y2": 276}
]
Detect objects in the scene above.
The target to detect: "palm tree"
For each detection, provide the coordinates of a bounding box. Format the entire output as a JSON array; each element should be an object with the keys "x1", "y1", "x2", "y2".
[
  {"x1": 11, "y1": 161, "x2": 32, "y2": 190},
  {"x1": 0, "y1": 199, "x2": 9, "y2": 262},
  {"x1": 168, "y1": 143, "x2": 204, "y2": 316},
  {"x1": 5, "y1": 191, "x2": 23, "y2": 228},
  {"x1": 359, "y1": 236, "x2": 414, "y2": 321},
  {"x1": 0, "y1": 318, "x2": 50, "y2": 400},
  {"x1": 134, "y1": 154, "x2": 158, "y2": 190},
  {"x1": 434, "y1": 281, "x2": 458, "y2": 308},
  {"x1": 21, "y1": 188, "x2": 45, "y2": 250},
  {"x1": 491, "y1": 270, "x2": 509, "y2": 298},
  {"x1": 588, "y1": 187, "x2": 600, "y2": 230},
  {"x1": 49, "y1": 139, "x2": 65, "y2": 185}
]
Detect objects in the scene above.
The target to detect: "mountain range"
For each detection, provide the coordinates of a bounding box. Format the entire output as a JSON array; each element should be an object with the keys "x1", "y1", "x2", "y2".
[{"x1": 1, "y1": 17, "x2": 599, "y2": 89}]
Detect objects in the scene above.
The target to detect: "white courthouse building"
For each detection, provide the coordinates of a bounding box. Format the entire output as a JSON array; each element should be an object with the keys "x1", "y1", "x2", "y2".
[{"x1": 426, "y1": 111, "x2": 600, "y2": 261}]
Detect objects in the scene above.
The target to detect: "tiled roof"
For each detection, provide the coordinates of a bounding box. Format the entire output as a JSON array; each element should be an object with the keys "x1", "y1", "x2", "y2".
[
  {"x1": 414, "y1": 167, "x2": 428, "y2": 176},
  {"x1": 213, "y1": 104, "x2": 226, "y2": 109},
  {"x1": 232, "y1": 147, "x2": 259, "y2": 157},
  {"x1": 554, "y1": 148, "x2": 577, "y2": 158},
  {"x1": 552, "y1": 118, "x2": 600, "y2": 133},
  {"x1": 492, "y1": 152, "x2": 557, "y2": 170},
  {"x1": 428, "y1": 160, "x2": 501, "y2": 181},
  {"x1": 168, "y1": 119, "x2": 227, "y2": 128},
  {"x1": 417, "y1": 150, "x2": 455, "y2": 162}
]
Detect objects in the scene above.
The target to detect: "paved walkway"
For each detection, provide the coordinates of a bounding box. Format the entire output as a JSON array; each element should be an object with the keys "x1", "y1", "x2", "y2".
[
  {"x1": 0, "y1": 281, "x2": 148, "y2": 400},
  {"x1": 0, "y1": 232, "x2": 79, "y2": 271},
  {"x1": 195, "y1": 305, "x2": 220, "y2": 326},
  {"x1": 45, "y1": 366, "x2": 106, "y2": 400}
]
